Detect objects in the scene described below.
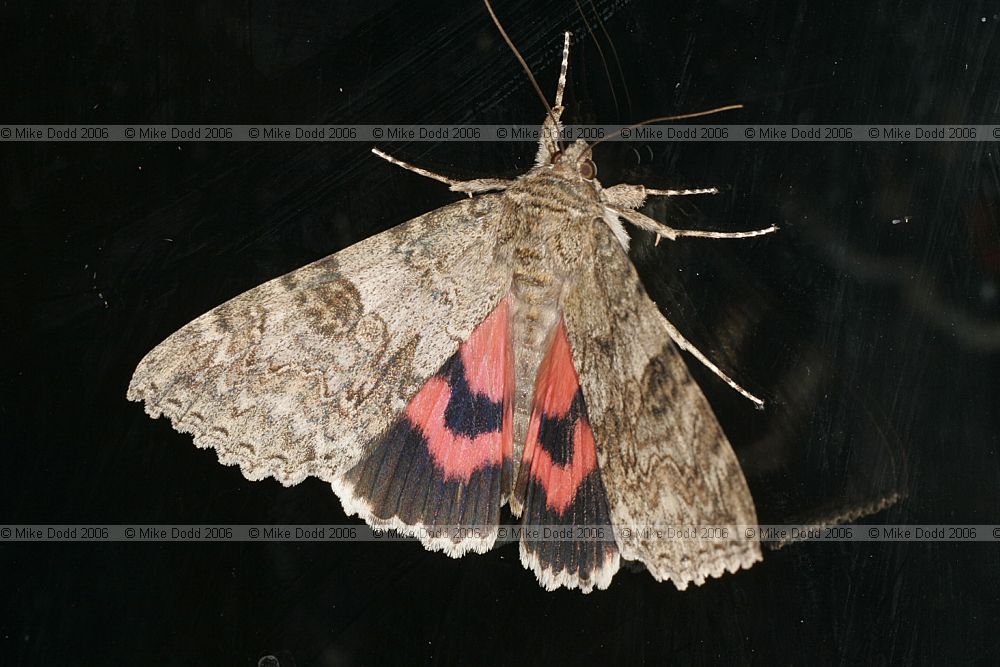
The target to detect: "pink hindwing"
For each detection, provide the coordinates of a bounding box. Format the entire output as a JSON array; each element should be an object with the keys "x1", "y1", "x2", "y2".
[
  {"x1": 334, "y1": 298, "x2": 514, "y2": 555},
  {"x1": 515, "y1": 319, "x2": 620, "y2": 592}
]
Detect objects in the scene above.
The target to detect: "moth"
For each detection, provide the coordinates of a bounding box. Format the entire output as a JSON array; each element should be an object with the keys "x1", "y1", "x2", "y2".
[{"x1": 128, "y1": 12, "x2": 777, "y2": 593}]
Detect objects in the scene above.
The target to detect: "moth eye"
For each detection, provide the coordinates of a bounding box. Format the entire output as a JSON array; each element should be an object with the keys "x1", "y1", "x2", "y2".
[{"x1": 579, "y1": 158, "x2": 597, "y2": 180}]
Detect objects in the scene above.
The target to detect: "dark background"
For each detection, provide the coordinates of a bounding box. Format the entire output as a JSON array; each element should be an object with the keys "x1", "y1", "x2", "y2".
[{"x1": 3, "y1": 0, "x2": 999, "y2": 664}]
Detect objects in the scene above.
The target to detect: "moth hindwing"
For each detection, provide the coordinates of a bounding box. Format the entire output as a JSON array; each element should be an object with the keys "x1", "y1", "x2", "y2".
[{"x1": 129, "y1": 29, "x2": 776, "y2": 593}]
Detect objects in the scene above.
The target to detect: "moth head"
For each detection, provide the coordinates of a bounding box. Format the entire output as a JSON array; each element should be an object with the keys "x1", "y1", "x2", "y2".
[{"x1": 549, "y1": 139, "x2": 598, "y2": 183}]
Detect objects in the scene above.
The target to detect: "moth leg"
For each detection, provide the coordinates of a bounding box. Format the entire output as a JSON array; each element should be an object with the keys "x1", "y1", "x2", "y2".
[
  {"x1": 371, "y1": 148, "x2": 513, "y2": 195},
  {"x1": 644, "y1": 186, "x2": 721, "y2": 197},
  {"x1": 602, "y1": 183, "x2": 721, "y2": 210},
  {"x1": 554, "y1": 31, "x2": 570, "y2": 109},
  {"x1": 659, "y1": 315, "x2": 766, "y2": 409},
  {"x1": 614, "y1": 206, "x2": 778, "y2": 246},
  {"x1": 533, "y1": 32, "x2": 572, "y2": 166}
]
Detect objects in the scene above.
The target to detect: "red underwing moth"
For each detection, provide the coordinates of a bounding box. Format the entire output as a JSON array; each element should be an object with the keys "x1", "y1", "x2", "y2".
[{"x1": 128, "y1": 7, "x2": 777, "y2": 593}]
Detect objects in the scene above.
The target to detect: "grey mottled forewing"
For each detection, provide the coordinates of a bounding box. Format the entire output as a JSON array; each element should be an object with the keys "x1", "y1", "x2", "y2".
[
  {"x1": 562, "y1": 224, "x2": 761, "y2": 590},
  {"x1": 128, "y1": 195, "x2": 513, "y2": 486}
]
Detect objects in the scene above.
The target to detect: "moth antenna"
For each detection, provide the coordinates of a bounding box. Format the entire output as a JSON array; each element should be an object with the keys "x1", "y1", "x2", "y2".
[
  {"x1": 589, "y1": 104, "x2": 744, "y2": 151},
  {"x1": 573, "y1": 0, "x2": 620, "y2": 115},
  {"x1": 484, "y1": 0, "x2": 561, "y2": 135},
  {"x1": 587, "y1": 0, "x2": 631, "y2": 112}
]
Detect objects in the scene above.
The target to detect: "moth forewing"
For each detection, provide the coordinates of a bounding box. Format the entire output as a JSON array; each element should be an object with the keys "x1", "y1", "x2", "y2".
[
  {"x1": 562, "y1": 228, "x2": 762, "y2": 589},
  {"x1": 128, "y1": 196, "x2": 514, "y2": 488}
]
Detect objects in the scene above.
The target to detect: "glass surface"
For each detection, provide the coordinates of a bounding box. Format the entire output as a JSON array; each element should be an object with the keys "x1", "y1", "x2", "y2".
[{"x1": 3, "y1": 1, "x2": 997, "y2": 663}]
